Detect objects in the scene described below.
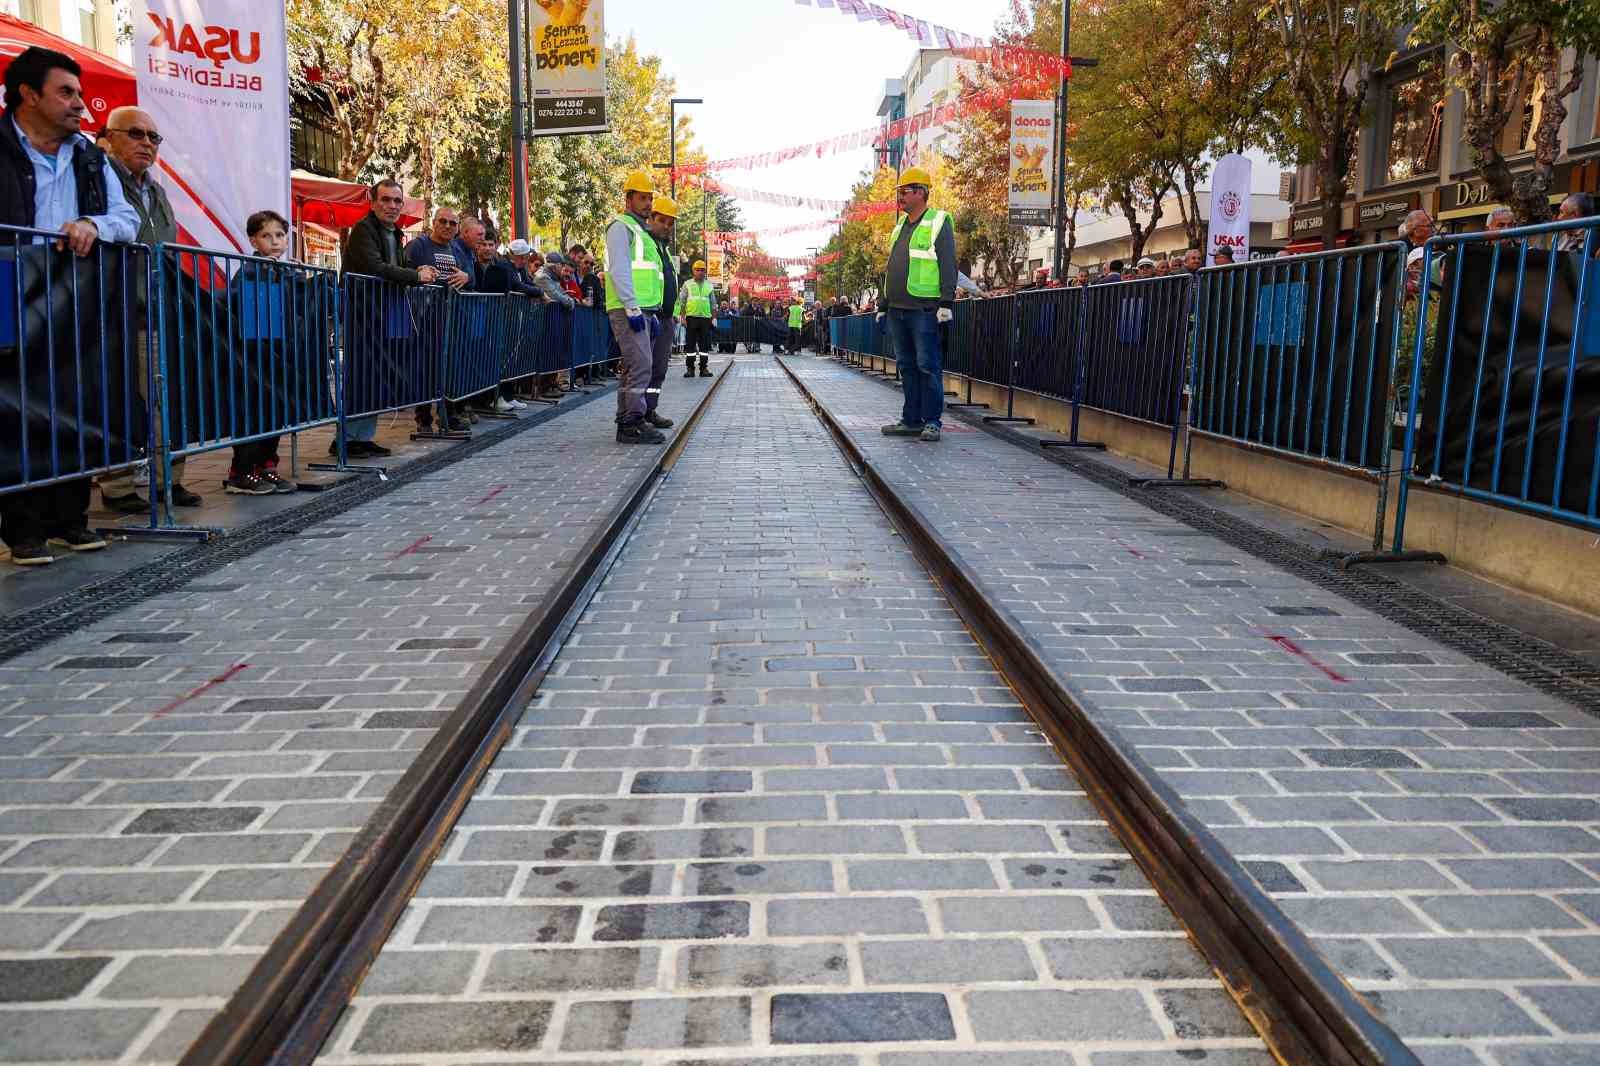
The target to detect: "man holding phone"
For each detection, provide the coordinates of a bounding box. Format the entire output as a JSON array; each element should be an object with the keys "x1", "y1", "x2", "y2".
[{"x1": 406, "y1": 206, "x2": 472, "y2": 291}]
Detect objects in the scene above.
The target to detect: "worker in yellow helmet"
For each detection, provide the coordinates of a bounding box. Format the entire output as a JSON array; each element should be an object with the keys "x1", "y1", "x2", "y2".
[
  {"x1": 604, "y1": 170, "x2": 666, "y2": 443},
  {"x1": 878, "y1": 166, "x2": 955, "y2": 443},
  {"x1": 643, "y1": 193, "x2": 682, "y2": 426},
  {"x1": 675, "y1": 258, "x2": 716, "y2": 378}
]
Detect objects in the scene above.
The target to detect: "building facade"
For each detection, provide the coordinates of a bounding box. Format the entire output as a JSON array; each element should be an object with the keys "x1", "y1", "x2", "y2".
[
  {"x1": 875, "y1": 48, "x2": 979, "y2": 174},
  {"x1": 4, "y1": 0, "x2": 124, "y2": 59},
  {"x1": 1283, "y1": 42, "x2": 1600, "y2": 247}
]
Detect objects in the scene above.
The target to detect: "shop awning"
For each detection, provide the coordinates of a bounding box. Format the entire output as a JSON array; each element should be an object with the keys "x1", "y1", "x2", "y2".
[{"x1": 291, "y1": 171, "x2": 425, "y2": 230}]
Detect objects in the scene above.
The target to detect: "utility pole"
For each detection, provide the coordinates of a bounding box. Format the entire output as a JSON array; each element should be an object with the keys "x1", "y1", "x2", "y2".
[
  {"x1": 1050, "y1": 0, "x2": 1071, "y2": 282},
  {"x1": 508, "y1": 0, "x2": 529, "y2": 238}
]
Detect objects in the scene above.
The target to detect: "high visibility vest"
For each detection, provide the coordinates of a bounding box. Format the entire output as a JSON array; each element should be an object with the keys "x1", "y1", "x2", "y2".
[
  {"x1": 788, "y1": 303, "x2": 805, "y2": 328},
  {"x1": 684, "y1": 278, "x2": 715, "y2": 318},
  {"x1": 603, "y1": 213, "x2": 664, "y2": 311},
  {"x1": 888, "y1": 208, "x2": 950, "y2": 299}
]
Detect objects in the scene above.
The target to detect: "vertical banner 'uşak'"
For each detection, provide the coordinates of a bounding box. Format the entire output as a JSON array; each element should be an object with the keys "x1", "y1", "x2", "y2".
[
  {"x1": 531, "y1": 0, "x2": 607, "y2": 135},
  {"x1": 134, "y1": 0, "x2": 290, "y2": 255},
  {"x1": 1207, "y1": 153, "x2": 1252, "y2": 261},
  {"x1": 1007, "y1": 100, "x2": 1054, "y2": 227}
]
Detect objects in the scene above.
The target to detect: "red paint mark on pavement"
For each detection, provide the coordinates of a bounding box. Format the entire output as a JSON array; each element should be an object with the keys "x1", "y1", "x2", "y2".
[
  {"x1": 153, "y1": 663, "x2": 249, "y2": 718},
  {"x1": 393, "y1": 535, "x2": 433, "y2": 559},
  {"x1": 1259, "y1": 630, "x2": 1349, "y2": 683},
  {"x1": 1113, "y1": 538, "x2": 1146, "y2": 559},
  {"x1": 474, "y1": 485, "x2": 509, "y2": 506}
]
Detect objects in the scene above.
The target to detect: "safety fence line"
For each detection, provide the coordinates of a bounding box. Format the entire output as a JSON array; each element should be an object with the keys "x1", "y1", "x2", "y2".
[{"x1": 830, "y1": 220, "x2": 1600, "y2": 560}]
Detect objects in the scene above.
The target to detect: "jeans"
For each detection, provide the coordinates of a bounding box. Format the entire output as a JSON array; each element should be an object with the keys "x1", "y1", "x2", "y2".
[{"x1": 886, "y1": 307, "x2": 944, "y2": 429}]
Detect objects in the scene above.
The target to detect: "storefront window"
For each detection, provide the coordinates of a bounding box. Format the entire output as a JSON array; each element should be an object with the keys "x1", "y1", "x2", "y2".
[
  {"x1": 1383, "y1": 65, "x2": 1445, "y2": 184},
  {"x1": 1499, "y1": 70, "x2": 1546, "y2": 155}
]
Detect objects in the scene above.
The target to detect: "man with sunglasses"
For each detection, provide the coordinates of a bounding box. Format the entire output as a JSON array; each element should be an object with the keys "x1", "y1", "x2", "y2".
[{"x1": 96, "y1": 107, "x2": 196, "y2": 512}]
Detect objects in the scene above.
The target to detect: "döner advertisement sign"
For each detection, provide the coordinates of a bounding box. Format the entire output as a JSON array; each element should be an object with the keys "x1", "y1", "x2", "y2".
[
  {"x1": 531, "y1": 0, "x2": 607, "y2": 135},
  {"x1": 1007, "y1": 100, "x2": 1054, "y2": 227},
  {"x1": 133, "y1": 0, "x2": 289, "y2": 255}
]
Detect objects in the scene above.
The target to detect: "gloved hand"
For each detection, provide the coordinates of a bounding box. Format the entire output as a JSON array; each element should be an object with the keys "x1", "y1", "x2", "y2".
[
  {"x1": 647, "y1": 314, "x2": 660, "y2": 340},
  {"x1": 627, "y1": 310, "x2": 645, "y2": 333},
  {"x1": 936, "y1": 307, "x2": 953, "y2": 324},
  {"x1": 875, "y1": 312, "x2": 886, "y2": 325}
]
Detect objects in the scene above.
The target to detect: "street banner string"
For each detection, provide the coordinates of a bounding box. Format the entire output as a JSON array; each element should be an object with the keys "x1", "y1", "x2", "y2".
[{"x1": 788, "y1": 0, "x2": 1072, "y2": 82}]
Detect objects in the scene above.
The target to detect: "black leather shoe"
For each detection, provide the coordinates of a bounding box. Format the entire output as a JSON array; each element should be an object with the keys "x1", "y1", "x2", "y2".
[
  {"x1": 101, "y1": 492, "x2": 148, "y2": 514},
  {"x1": 170, "y1": 484, "x2": 202, "y2": 507}
]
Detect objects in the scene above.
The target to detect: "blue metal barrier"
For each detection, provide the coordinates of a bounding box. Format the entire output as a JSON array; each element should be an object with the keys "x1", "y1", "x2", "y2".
[
  {"x1": 0, "y1": 225, "x2": 152, "y2": 505},
  {"x1": 1391, "y1": 217, "x2": 1600, "y2": 552},
  {"x1": 444, "y1": 292, "x2": 518, "y2": 404},
  {"x1": 340, "y1": 272, "x2": 448, "y2": 425}
]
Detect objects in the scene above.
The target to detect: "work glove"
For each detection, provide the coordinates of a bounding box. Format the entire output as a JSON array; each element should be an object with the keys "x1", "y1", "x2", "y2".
[
  {"x1": 647, "y1": 314, "x2": 660, "y2": 340},
  {"x1": 875, "y1": 312, "x2": 886, "y2": 325},
  {"x1": 936, "y1": 307, "x2": 953, "y2": 324},
  {"x1": 627, "y1": 310, "x2": 645, "y2": 333}
]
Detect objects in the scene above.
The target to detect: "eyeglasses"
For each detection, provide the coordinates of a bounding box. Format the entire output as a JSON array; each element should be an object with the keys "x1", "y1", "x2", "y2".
[
  {"x1": 436, "y1": 219, "x2": 459, "y2": 227},
  {"x1": 107, "y1": 127, "x2": 163, "y2": 146}
]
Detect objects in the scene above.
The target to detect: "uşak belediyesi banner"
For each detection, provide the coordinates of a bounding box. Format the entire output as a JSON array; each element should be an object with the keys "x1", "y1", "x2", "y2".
[
  {"x1": 531, "y1": 0, "x2": 607, "y2": 135},
  {"x1": 1207, "y1": 153, "x2": 1252, "y2": 261},
  {"x1": 1007, "y1": 100, "x2": 1053, "y2": 227},
  {"x1": 133, "y1": 0, "x2": 290, "y2": 255}
]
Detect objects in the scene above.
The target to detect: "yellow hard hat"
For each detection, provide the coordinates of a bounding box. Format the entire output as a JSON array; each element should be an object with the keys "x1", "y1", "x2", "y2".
[
  {"x1": 652, "y1": 195, "x2": 680, "y2": 219},
  {"x1": 622, "y1": 170, "x2": 654, "y2": 195},
  {"x1": 897, "y1": 166, "x2": 933, "y2": 188},
  {"x1": 693, "y1": 260, "x2": 706, "y2": 270}
]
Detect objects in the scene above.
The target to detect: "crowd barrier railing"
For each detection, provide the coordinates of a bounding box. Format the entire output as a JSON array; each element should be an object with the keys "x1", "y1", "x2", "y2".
[
  {"x1": 1389, "y1": 216, "x2": 1600, "y2": 557},
  {"x1": 1, "y1": 227, "x2": 610, "y2": 544},
  {"x1": 1, "y1": 224, "x2": 157, "y2": 521}
]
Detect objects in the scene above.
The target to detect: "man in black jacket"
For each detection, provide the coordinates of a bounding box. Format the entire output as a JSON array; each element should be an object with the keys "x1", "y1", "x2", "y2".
[{"x1": 340, "y1": 178, "x2": 437, "y2": 457}]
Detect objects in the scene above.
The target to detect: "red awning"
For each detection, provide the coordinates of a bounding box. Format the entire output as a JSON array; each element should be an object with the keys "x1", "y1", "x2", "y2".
[
  {"x1": 0, "y1": 17, "x2": 423, "y2": 233},
  {"x1": 1284, "y1": 232, "x2": 1358, "y2": 255},
  {"x1": 291, "y1": 171, "x2": 425, "y2": 230}
]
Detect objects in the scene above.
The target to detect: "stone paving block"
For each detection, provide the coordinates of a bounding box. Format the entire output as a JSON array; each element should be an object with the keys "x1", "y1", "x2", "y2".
[
  {"x1": 679, "y1": 943, "x2": 850, "y2": 989},
  {"x1": 349, "y1": 1001, "x2": 553, "y2": 1054},
  {"x1": 768, "y1": 897, "x2": 927, "y2": 936},
  {"x1": 965, "y1": 988, "x2": 1162, "y2": 1042},
  {"x1": 482, "y1": 946, "x2": 659, "y2": 993},
  {"x1": 0, "y1": 1007, "x2": 159, "y2": 1061},
  {"x1": 413, "y1": 903, "x2": 580, "y2": 945},
  {"x1": 770, "y1": 992, "x2": 954, "y2": 1045},
  {"x1": 860, "y1": 938, "x2": 1037, "y2": 983},
  {"x1": 561, "y1": 996, "x2": 751, "y2": 1051},
  {"x1": 0, "y1": 957, "x2": 111, "y2": 1001},
  {"x1": 687, "y1": 861, "x2": 835, "y2": 896},
  {"x1": 1366, "y1": 988, "x2": 1544, "y2": 1038},
  {"x1": 64, "y1": 908, "x2": 248, "y2": 950},
  {"x1": 593, "y1": 901, "x2": 749, "y2": 941}
]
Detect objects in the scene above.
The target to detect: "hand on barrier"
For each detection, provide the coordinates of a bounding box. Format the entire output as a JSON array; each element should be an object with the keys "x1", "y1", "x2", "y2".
[
  {"x1": 58, "y1": 219, "x2": 98, "y2": 258},
  {"x1": 936, "y1": 307, "x2": 953, "y2": 324},
  {"x1": 416, "y1": 265, "x2": 439, "y2": 284},
  {"x1": 627, "y1": 311, "x2": 646, "y2": 333}
]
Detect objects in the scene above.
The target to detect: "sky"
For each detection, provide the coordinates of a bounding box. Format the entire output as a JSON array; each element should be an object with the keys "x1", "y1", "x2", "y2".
[
  {"x1": 600, "y1": 0, "x2": 1019, "y2": 256},
  {"x1": 596, "y1": 0, "x2": 1287, "y2": 259}
]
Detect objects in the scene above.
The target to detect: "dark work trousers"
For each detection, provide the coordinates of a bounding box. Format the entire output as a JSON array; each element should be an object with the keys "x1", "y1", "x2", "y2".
[
  {"x1": 647, "y1": 314, "x2": 672, "y2": 414},
  {"x1": 607, "y1": 308, "x2": 655, "y2": 423},
  {"x1": 230, "y1": 437, "x2": 283, "y2": 475},
  {"x1": 788, "y1": 326, "x2": 802, "y2": 353},
  {"x1": 684, "y1": 316, "x2": 713, "y2": 354},
  {"x1": 0, "y1": 478, "x2": 92, "y2": 547}
]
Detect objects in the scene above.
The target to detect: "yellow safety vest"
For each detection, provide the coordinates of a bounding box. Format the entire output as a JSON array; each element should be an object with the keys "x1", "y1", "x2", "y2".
[
  {"x1": 603, "y1": 213, "x2": 664, "y2": 311},
  {"x1": 684, "y1": 278, "x2": 715, "y2": 318},
  {"x1": 888, "y1": 208, "x2": 950, "y2": 299},
  {"x1": 788, "y1": 303, "x2": 805, "y2": 328}
]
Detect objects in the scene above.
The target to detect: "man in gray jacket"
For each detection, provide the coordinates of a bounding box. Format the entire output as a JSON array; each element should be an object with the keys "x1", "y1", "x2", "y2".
[{"x1": 95, "y1": 106, "x2": 195, "y2": 510}]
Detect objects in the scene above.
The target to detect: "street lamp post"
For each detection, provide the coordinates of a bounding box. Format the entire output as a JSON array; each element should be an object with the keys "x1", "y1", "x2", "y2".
[
  {"x1": 668, "y1": 97, "x2": 703, "y2": 202},
  {"x1": 1050, "y1": 0, "x2": 1072, "y2": 282},
  {"x1": 508, "y1": 0, "x2": 529, "y2": 238}
]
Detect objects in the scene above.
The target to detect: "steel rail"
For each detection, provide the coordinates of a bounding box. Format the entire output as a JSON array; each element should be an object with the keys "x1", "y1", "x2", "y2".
[
  {"x1": 775, "y1": 355, "x2": 1418, "y2": 1066},
  {"x1": 179, "y1": 360, "x2": 737, "y2": 1066}
]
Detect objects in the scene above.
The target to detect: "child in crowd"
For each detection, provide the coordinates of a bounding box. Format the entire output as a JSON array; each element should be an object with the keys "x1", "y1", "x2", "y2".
[{"x1": 224, "y1": 210, "x2": 298, "y2": 495}]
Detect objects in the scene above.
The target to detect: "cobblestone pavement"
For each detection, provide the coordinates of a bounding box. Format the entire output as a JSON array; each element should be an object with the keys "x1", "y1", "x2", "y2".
[
  {"x1": 0, "y1": 366, "x2": 720, "y2": 1064},
  {"x1": 320, "y1": 359, "x2": 1267, "y2": 1065},
  {"x1": 785, "y1": 356, "x2": 1600, "y2": 1066}
]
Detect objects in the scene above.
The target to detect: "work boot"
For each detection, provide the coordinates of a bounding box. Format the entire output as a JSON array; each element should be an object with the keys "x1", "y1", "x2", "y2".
[
  {"x1": 684, "y1": 356, "x2": 696, "y2": 378},
  {"x1": 881, "y1": 422, "x2": 922, "y2": 436},
  {"x1": 698, "y1": 355, "x2": 712, "y2": 377},
  {"x1": 645, "y1": 411, "x2": 674, "y2": 428},
  {"x1": 616, "y1": 420, "x2": 666, "y2": 445}
]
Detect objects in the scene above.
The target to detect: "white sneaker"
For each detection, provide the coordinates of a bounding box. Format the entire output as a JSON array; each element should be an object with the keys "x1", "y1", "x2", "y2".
[
  {"x1": 509, "y1": 398, "x2": 528, "y2": 409},
  {"x1": 131, "y1": 460, "x2": 150, "y2": 488},
  {"x1": 494, "y1": 397, "x2": 514, "y2": 413}
]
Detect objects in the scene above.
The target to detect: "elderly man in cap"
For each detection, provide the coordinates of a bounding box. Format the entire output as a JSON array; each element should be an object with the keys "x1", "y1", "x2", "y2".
[{"x1": 675, "y1": 257, "x2": 717, "y2": 378}]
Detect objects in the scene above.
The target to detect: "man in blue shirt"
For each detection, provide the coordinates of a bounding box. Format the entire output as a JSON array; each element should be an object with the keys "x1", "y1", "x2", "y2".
[{"x1": 0, "y1": 47, "x2": 139, "y2": 566}]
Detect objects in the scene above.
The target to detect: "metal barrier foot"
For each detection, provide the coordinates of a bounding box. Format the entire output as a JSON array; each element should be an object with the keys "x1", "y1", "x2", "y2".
[
  {"x1": 308, "y1": 461, "x2": 389, "y2": 480},
  {"x1": 983, "y1": 416, "x2": 1036, "y2": 425},
  {"x1": 1326, "y1": 548, "x2": 1447, "y2": 570},
  {"x1": 411, "y1": 429, "x2": 471, "y2": 442},
  {"x1": 101, "y1": 524, "x2": 216, "y2": 544},
  {"x1": 1129, "y1": 476, "x2": 1226, "y2": 489},
  {"x1": 1042, "y1": 440, "x2": 1107, "y2": 450},
  {"x1": 947, "y1": 402, "x2": 990, "y2": 409}
]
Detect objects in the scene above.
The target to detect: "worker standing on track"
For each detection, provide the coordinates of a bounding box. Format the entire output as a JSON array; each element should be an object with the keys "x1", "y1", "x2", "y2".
[
  {"x1": 878, "y1": 166, "x2": 956, "y2": 443},
  {"x1": 603, "y1": 171, "x2": 666, "y2": 444},
  {"x1": 677, "y1": 259, "x2": 717, "y2": 378},
  {"x1": 787, "y1": 296, "x2": 806, "y2": 354},
  {"x1": 644, "y1": 193, "x2": 680, "y2": 428}
]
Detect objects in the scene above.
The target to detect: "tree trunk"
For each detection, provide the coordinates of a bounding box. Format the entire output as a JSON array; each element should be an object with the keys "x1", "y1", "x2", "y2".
[{"x1": 1179, "y1": 160, "x2": 1204, "y2": 246}]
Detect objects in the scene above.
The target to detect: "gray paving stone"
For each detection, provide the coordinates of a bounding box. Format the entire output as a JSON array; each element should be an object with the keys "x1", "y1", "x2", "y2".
[
  {"x1": 679, "y1": 943, "x2": 850, "y2": 988},
  {"x1": 350, "y1": 1001, "x2": 553, "y2": 1054},
  {"x1": 771, "y1": 992, "x2": 953, "y2": 1044},
  {"x1": 860, "y1": 939, "x2": 1036, "y2": 983},
  {"x1": 1381, "y1": 936, "x2": 1568, "y2": 980},
  {"x1": 561, "y1": 996, "x2": 750, "y2": 1051},
  {"x1": 412, "y1": 904, "x2": 580, "y2": 945},
  {"x1": 481, "y1": 946, "x2": 659, "y2": 992},
  {"x1": 768, "y1": 897, "x2": 926, "y2": 936},
  {"x1": 0, "y1": 1007, "x2": 159, "y2": 1061},
  {"x1": 687, "y1": 861, "x2": 835, "y2": 896},
  {"x1": 1043, "y1": 935, "x2": 1215, "y2": 980},
  {"x1": 63, "y1": 908, "x2": 247, "y2": 950},
  {"x1": 0, "y1": 957, "x2": 111, "y2": 1002},
  {"x1": 1419, "y1": 895, "x2": 1584, "y2": 932},
  {"x1": 100, "y1": 953, "x2": 260, "y2": 1000},
  {"x1": 1158, "y1": 987, "x2": 1261, "y2": 1039},
  {"x1": 592, "y1": 901, "x2": 749, "y2": 941},
  {"x1": 1366, "y1": 988, "x2": 1543, "y2": 1038},
  {"x1": 846, "y1": 860, "x2": 997, "y2": 892},
  {"x1": 965, "y1": 988, "x2": 1162, "y2": 1041},
  {"x1": 355, "y1": 950, "x2": 478, "y2": 995}
]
